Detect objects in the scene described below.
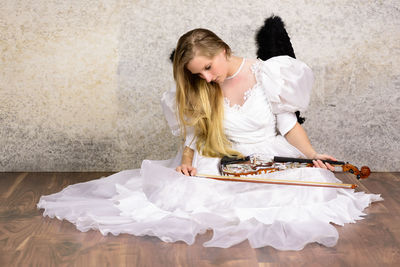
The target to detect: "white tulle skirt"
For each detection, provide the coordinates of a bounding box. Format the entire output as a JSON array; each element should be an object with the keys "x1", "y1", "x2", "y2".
[{"x1": 37, "y1": 149, "x2": 382, "y2": 250}]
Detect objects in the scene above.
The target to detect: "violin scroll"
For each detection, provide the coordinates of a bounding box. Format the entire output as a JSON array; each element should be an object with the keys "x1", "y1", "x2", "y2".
[
  {"x1": 360, "y1": 166, "x2": 371, "y2": 179},
  {"x1": 342, "y1": 164, "x2": 371, "y2": 179}
]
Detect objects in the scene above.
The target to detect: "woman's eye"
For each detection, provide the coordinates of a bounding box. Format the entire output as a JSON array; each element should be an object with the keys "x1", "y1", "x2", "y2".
[{"x1": 205, "y1": 65, "x2": 211, "y2": 70}]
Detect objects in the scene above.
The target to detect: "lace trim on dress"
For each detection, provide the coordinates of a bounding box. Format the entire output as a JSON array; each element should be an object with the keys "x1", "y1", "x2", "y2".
[
  {"x1": 251, "y1": 59, "x2": 277, "y2": 129},
  {"x1": 223, "y1": 60, "x2": 263, "y2": 111}
]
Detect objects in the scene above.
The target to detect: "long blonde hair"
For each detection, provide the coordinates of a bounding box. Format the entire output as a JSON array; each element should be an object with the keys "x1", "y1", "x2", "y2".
[{"x1": 173, "y1": 28, "x2": 240, "y2": 158}]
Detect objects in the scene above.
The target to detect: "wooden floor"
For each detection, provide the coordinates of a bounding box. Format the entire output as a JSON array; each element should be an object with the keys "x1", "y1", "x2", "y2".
[{"x1": 0, "y1": 172, "x2": 399, "y2": 267}]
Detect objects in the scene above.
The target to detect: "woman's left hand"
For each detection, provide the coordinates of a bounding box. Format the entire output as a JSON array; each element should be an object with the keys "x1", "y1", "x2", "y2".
[{"x1": 312, "y1": 154, "x2": 337, "y2": 171}]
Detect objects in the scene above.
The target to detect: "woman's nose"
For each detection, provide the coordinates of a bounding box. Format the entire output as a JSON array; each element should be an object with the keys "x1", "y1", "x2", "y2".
[{"x1": 203, "y1": 72, "x2": 212, "y2": 83}]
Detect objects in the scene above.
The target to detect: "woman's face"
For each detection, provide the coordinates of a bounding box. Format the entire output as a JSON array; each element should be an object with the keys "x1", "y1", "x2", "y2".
[{"x1": 186, "y1": 50, "x2": 228, "y2": 84}]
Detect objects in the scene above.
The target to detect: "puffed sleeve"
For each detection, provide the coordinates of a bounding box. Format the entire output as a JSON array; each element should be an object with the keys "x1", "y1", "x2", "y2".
[
  {"x1": 256, "y1": 56, "x2": 314, "y2": 136},
  {"x1": 160, "y1": 87, "x2": 197, "y2": 150},
  {"x1": 161, "y1": 87, "x2": 180, "y2": 136}
]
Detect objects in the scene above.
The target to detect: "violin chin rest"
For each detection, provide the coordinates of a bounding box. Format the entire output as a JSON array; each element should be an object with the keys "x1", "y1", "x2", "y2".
[{"x1": 360, "y1": 166, "x2": 371, "y2": 179}]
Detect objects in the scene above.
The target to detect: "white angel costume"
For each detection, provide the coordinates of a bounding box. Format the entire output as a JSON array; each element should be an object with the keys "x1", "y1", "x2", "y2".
[{"x1": 37, "y1": 56, "x2": 382, "y2": 250}]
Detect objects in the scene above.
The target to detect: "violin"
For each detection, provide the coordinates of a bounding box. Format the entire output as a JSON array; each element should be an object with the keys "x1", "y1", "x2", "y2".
[
  {"x1": 219, "y1": 155, "x2": 371, "y2": 180},
  {"x1": 194, "y1": 155, "x2": 371, "y2": 189}
]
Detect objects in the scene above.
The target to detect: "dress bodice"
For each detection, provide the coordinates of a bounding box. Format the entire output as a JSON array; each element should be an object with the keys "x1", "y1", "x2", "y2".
[
  {"x1": 223, "y1": 67, "x2": 277, "y2": 145},
  {"x1": 223, "y1": 57, "x2": 313, "y2": 146}
]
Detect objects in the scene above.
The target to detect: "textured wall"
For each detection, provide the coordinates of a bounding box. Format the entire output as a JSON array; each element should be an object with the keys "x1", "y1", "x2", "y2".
[
  {"x1": 1, "y1": 0, "x2": 123, "y2": 170},
  {"x1": 1, "y1": 0, "x2": 399, "y2": 171}
]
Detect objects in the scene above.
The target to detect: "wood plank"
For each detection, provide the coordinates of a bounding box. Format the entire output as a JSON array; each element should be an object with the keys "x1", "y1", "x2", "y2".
[{"x1": 0, "y1": 172, "x2": 399, "y2": 266}]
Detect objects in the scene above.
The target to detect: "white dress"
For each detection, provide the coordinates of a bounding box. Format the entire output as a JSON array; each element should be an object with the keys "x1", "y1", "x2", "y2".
[{"x1": 37, "y1": 56, "x2": 382, "y2": 251}]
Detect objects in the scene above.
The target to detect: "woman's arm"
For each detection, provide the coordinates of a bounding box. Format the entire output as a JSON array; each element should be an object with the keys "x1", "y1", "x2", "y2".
[
  {"x1": 284, "y1": 122, "x2": 336, "y2": 171},
  {"x1": 175, "y1": 146, "x2": 197, "y2": 176}
]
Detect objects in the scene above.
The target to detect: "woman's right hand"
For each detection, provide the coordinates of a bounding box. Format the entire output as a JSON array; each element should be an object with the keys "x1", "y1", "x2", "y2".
[
  {"x1": 176, "y1": 164, "x2": 197, "y2": 176},
  {"x1": 312, "y1": 153, "x2": 337, "y2": 172}
]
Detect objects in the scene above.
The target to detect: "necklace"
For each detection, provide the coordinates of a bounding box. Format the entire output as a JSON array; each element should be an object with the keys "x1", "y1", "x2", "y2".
[{"x1": 226, "y1": 58, "x2": 245, "y2": 80}]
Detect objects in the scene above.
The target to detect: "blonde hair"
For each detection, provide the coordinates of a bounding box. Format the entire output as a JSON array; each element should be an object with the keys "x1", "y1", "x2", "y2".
[{"x1": 173, "y1": 28, "x2": 241, "y2": 158}]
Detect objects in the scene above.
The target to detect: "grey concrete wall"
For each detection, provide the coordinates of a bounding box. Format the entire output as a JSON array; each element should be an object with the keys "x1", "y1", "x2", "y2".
[{"x1": 1, "y1": 0, "x2": 399, "y2": 171}]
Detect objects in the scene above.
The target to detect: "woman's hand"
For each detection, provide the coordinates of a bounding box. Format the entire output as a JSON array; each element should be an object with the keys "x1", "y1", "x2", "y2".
[
  {"x1": 176, "y1": 164, "x2": 197, "y2": 176},
  {"x1": 312, "y1": 154, "x2": 337, "y2": 172},
  {"x1": 177, "y1": 146, "x2": 196, "y2": 176}
]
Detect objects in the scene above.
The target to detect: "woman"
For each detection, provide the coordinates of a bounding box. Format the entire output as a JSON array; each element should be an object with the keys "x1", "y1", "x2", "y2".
[
  {"x1": 38, "y1": 28, "x2": 381, "y2": 251},
  {"x1": 172, "y1": 28, "x2": 336, "y2": 177}
]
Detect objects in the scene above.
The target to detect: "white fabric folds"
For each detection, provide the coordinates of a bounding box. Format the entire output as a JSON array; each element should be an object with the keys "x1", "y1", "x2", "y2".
[{"x1": 38, "y1": 56, "x2": 382, "y2": 250}]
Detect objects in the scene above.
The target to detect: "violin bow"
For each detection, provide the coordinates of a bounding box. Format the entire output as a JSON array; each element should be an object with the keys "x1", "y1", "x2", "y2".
[{"x1": 195, "y1": 173, "x2": 357, "y2": 189}]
